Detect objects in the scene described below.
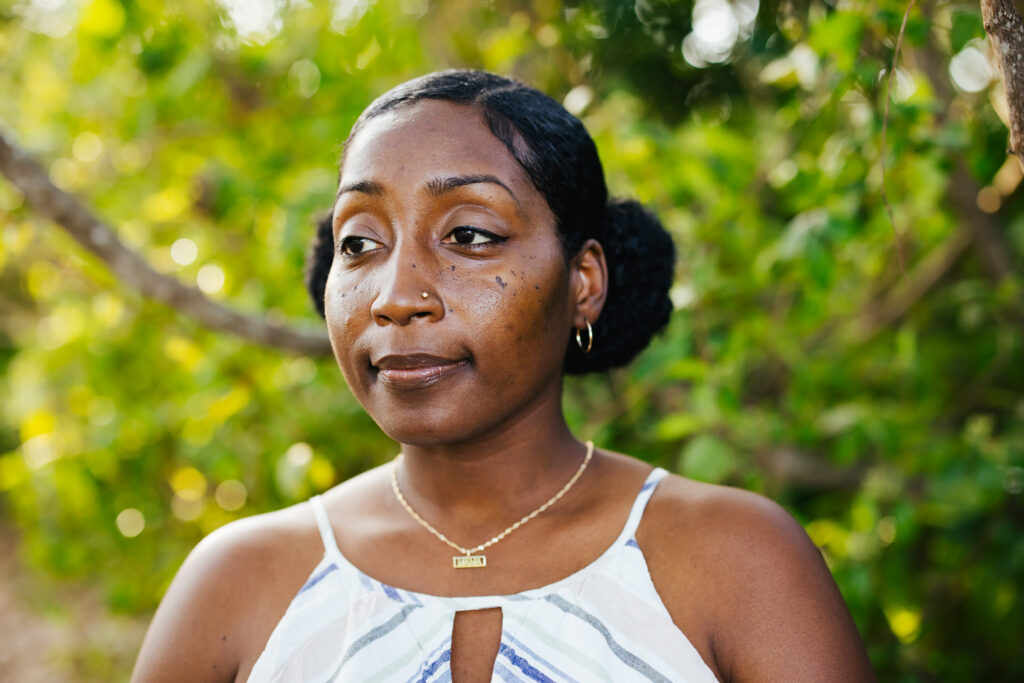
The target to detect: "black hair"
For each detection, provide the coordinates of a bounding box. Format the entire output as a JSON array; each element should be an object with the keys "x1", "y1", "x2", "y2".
[{"x1": 305, "y1": 70, "x2": 675, "y2": 374}]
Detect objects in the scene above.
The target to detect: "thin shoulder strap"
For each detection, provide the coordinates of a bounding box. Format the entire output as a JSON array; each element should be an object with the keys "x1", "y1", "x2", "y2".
[
  {"x1": 308, "y1": 494, "x2": 341, "y2": 555},
  {"x1": 618, "y1": 467, "x2": 669, "y2": 542}
]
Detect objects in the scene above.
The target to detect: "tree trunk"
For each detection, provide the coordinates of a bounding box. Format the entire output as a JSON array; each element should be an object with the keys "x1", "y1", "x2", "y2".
[{"x1": 982, "y1": 0, "x2": 1024, "y2": 172}]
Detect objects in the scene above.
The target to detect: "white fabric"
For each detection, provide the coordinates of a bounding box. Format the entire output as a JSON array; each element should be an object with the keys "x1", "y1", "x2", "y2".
[{"x1": 247, "y1": 468, "x2": 718, "y2": 682}]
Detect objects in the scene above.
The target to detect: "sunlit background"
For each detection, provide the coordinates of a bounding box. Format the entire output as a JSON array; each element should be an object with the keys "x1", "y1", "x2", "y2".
[{"x1": 1, "y1": 0, "x2": 1022, "y2": 680}]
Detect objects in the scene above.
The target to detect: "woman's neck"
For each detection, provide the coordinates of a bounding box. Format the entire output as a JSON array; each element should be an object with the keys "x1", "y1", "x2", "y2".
[{"x1": 393, "y1": 397, "x2": 588, "y2": 534}]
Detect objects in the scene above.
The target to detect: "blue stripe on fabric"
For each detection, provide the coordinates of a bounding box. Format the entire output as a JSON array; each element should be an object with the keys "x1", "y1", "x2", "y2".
[
  {"x1": 404, "y1": 637, "x2": 452, "y2": 683},
  {"x1": 298, "y1": 562, "x2": 337, "y2": 594},
  {"x1": 328, "y1": 604, "x2": 420, "y2": 681},
  {"x1": 493, "y1": 661, "x2": 524, "y2": 683},
  {"x1": 382, "y1": 583, "x2": 402, "y2": 602},
  {"x1": 544, "y1": 594, "x2": 673, "y2": 683},
  {"x1": 415, "y1": 648, "x2": 451, "y2": 682},
  {"x1": 501, "y1": 631, "x2": 573, "y2": 681},
  {"x1": 413, "y1": 634, "x2": 450, "y2": 679},
  {"x1": 640, "y1": 479, "x2": 656, "y2": 492},
  {"x1": 625, "y1": 538, "x2": 640, "y2": 548},
  {"x1": 498, "y1": 642, "x2": 556, "y2": 682}
]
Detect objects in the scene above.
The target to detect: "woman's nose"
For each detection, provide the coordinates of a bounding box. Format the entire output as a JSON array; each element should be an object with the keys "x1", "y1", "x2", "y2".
[{"x1": 370, "y1": 246, "x2": 444, "y2": 326}]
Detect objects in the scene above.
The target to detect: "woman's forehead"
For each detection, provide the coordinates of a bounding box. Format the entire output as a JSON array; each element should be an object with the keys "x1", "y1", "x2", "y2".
[{"x1": 339, "y1": 100, "x2": 535, "y2": 195}]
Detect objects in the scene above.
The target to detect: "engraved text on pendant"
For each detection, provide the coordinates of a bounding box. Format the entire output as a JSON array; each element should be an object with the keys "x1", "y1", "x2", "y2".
[{"x1": 453, "y1": 555, "x2": 486, "y2": 568}]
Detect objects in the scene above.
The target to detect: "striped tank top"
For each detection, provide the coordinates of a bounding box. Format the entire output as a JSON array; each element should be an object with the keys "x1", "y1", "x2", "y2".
[{"x1": 247, "y1": 467, "x2": 718, "y2": 682}]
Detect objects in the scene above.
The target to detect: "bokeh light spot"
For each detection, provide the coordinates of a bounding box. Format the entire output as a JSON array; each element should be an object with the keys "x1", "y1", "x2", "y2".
[
  {"x1": 289, "y1": 59, "x2": 321, "y2": 99},
  {"x1": 170, "y1": 238, "x2": 198, "y2": 266},
  {"x1": 885, "y1": 607, "x2": 922, "y2": 644},
  {"x1": 197, "y1": 263, "x2": 226, "y2": 294},
  {"x1": 171, "y1": 495, "x2": 204, "y2": 521},
  {"x1": 215, "y1": 480, "x2": 248, "y2": 511},
  {"x1": 79, "y1": 0, "x2": 125, "y2": 38},
  {"x1": 216, "y1": 0, "x2": 284, "y2": 44},
  {"x1": 50, "y1": 157, "x2": 83, "y2": 190},
  {"x1": 536, "y1": 24, "x2": 560, "y2": 48},
  {"x1": 563, "y1": 85, "x2": 593, "y2": 115},
  {"x1": 22, "y1": 434, "x2": 60, "y2": 469},
  {"x1": 170, "y1": 466, "x2": 207, "y2": 501},
  {"x1": 116, "y1": 140, "x2": 152, "y2": 173},
  {"x1": 15, "y1": 0, "x2": 78, "y2": 38},
  {"x1": 286, "y1": 442, "x2": 313, "y2": 467},
  {"x1": 682, "y1": 0, "x2": 758, "y2": 67},
  {"x1": 72, "y1": 131, "x2": 103, "y2": 163},
  {"x1": 116, "y1": 508, "x2": 145, "y2": 537},
  {"x1": 876, "y1": 516, "x2": 896, "y2": 545},
  {"x1": 331, "y1": 0, "x2": 370, "y2": 34},
  {"x1": 976, "y1": 186, "x2": 1001, "y2": 213},
  {"x1": 949, "y1": 42, "x2": 993, "y2": 93}
]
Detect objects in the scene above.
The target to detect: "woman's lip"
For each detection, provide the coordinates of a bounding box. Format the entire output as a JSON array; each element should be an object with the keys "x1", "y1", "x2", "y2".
[
  {"x1": 374, "y1": 359, "x2": 469, "y2": 390},
  {"x1": 373, "y1": 353, "x2": 463, "y2": 369}
]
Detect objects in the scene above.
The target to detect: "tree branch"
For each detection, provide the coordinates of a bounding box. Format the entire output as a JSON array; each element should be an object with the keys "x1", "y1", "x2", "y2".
[
  {"x1": 842, "y1": 224, "x2": 975, "y2": 344},
  {"x1": 880, "y1": 0, "x2": 916, "y2": 276},
  {"x1": 917, "y1": 33, "x2": 1019, "y2": 282},
  {"x1": 754, "y1": 447, "x2": 866, "y2": 492},
  {"x1": 0, "y1": 129, "x2": 332, "y2": 356},
  {"x1": 947, "y1": 159, "x2": 1015, "y2": 280},
  {"x1": 982, "y1": 0, "x2": 1024, "y2": 172}
]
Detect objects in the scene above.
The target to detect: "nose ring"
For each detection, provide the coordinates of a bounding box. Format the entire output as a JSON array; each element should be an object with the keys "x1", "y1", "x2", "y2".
[{"x1": 421, "y1": 292, "x2": 429, "y2": 299}]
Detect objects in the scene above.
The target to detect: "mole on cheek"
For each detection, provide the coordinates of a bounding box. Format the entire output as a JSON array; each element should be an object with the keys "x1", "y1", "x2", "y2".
[
  {"x1": 495, "y1": 276, "x2": 507, "y2": 289},
  {"x1": 451, "y1": 265, "x2": 456, "y2": 271}
]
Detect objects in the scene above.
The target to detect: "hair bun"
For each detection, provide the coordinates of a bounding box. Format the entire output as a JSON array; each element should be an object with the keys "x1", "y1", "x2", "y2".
[
  {"x1": 563, "y1": 198, "x2": 676, "y2": 375},
  {"x1": 305, "y1": 211, "x2": 334, "y2": 319}
]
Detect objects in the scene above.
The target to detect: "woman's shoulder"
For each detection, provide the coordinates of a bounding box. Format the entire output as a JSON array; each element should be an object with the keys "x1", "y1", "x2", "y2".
[
  {"x1": 637, "y1": 471, "x2": 875, "y2": 681},
  {"x1": 643, "y1": 473, "x2": 809, "y2": 560},
  {"x1": 171, "y1": 465, "x2": 390, "y2": 584},
  {"x1": 130, "y1": 502, "x2": 326, "y2": 682},
  {"x1": 637, "y1": 471, "x2": 819, "y2": 617}
]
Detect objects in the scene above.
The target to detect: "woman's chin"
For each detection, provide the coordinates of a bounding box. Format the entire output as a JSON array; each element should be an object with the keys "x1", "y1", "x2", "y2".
[
  {"x1": 370, "y1": 400, "x2": 522, "y2": 448},
  {"x1": 375, "y1": 418, "x2": 483, "y2": 448}
]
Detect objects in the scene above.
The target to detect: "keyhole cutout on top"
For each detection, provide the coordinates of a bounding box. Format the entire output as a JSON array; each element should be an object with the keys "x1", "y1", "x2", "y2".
[{"x1": 451, "y1": 607, "x2": 503, "y2": 682}]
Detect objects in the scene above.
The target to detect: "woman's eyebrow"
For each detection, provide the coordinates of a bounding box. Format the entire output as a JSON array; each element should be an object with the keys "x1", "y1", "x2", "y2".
[
  {"x1": 424, "y1": 174, "x2": 520, "y2": 206},
  {"x1": 337, "y1": 179, "x2": 385, "y2": 198}
]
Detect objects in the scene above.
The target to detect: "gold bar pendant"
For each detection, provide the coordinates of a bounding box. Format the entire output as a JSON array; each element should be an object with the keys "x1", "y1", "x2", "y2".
[{"x1": 452, "y1": 555, "x2": 486, "y2": 568}]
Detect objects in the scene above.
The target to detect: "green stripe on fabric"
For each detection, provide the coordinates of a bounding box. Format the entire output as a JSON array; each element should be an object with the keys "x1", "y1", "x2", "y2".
[
  {"x1": 327, "y1": 605, "x2": 420, "y2": 682},
  {"x1": 544, "y1": 595, "x2": 673, "y2": 683},
  {"x1": 502, "y1": 610, "x2": 614, "y2": 682},
  {"x1": 363, "y1": 612, "x2": 452, "y2": 683}
]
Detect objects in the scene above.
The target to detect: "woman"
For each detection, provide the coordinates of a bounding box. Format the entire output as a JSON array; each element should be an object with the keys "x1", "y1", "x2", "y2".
[{"x1": 133, "y1": 70, "x2": 874, "y2": 682}]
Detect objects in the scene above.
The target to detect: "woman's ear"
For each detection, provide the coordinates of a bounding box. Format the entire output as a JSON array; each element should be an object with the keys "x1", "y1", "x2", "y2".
[{"x1": 570, "y1": 238, "x2": 608, "y2": 329}]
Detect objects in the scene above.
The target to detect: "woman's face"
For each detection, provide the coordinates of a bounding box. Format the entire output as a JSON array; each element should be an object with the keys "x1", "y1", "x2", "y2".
[{"x1": 325, "y1": 99, "x2": 577, "y2": 445}]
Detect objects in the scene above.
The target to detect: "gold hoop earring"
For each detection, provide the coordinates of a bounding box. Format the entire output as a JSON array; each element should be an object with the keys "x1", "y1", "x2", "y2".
[{"x1": 575, "y1": 318, "x2": 593, "y2": 354}]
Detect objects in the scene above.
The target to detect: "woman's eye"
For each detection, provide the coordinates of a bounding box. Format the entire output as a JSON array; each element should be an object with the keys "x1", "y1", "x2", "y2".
[
  {"x1": 339, "y1": 236, "x2": 383, "y2": 255},
  {"x1": 444, "y1": 227, "x2": 503, "y2": 246}
]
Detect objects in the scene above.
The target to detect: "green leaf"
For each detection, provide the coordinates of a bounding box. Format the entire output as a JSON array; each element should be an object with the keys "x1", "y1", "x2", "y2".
[
  {"x1": 678, "y1": 434, "x2": 738, "y2": 483},
  {"x1": 951, "y1": 10, "x2": 986, "y2": 53}
]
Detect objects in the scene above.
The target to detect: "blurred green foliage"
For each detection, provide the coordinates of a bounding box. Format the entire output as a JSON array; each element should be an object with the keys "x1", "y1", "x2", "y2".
[{"x1": 1, "y1": 0, "x2": 1022, "y2": 679}]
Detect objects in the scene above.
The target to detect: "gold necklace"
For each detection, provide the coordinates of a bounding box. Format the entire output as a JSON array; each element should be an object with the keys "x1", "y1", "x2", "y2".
[{"x1": 390, "y1": 441, "x2": 595, "y2": 569}]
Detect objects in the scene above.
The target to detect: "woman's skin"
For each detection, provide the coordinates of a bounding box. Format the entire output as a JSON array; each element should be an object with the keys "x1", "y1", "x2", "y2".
[{"x1": 132, "y1": 100, "x2": 875, "y2": 682}]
